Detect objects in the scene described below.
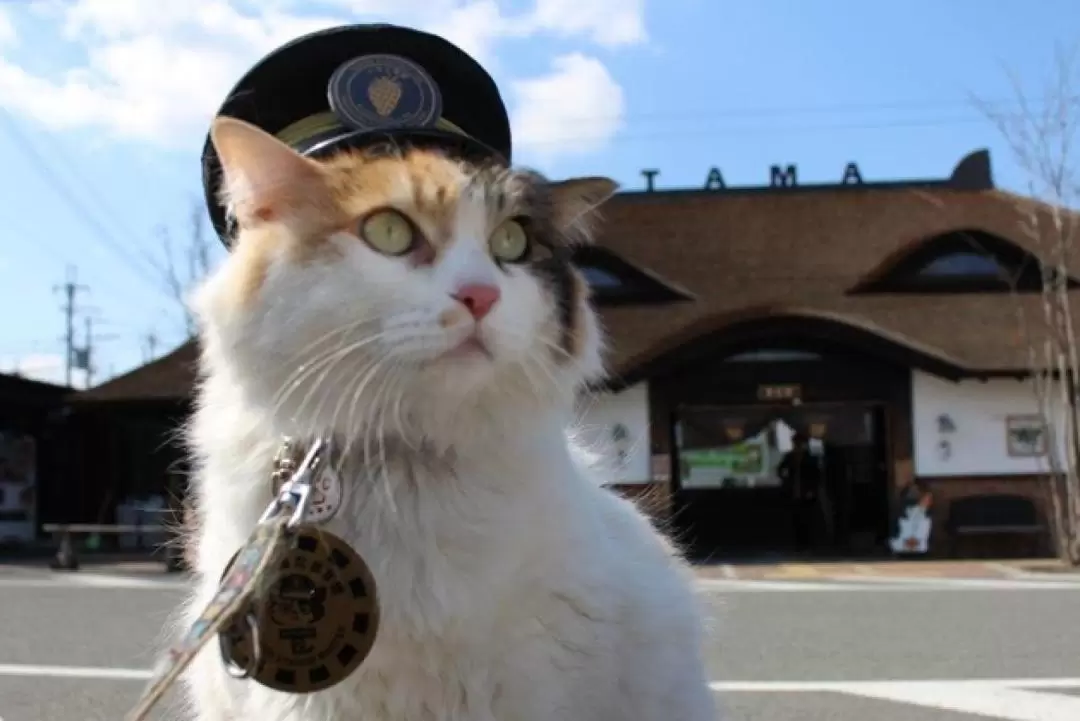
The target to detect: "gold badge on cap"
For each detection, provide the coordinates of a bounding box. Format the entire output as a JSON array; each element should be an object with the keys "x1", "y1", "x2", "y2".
[{"x1": 328, "y1": 53, "x2": 442, "y2": 133}]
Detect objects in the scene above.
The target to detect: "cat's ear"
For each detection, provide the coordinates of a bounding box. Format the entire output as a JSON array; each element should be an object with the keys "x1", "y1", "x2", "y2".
[
  {"x1": 210, "y1": 116, "x2": 326, "y2": 228},
  {"x1": 548, "y1": 176, "x2": 619, "y2": 243}
]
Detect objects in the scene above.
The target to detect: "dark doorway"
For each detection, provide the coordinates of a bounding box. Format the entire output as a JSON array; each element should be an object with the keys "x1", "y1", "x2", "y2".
[
  {"x1": 643, "y1": 315, "x2": 927, "y2": 561},
  {"x1": 671, "y1": 402, "x2": 891, "y2": 559}
]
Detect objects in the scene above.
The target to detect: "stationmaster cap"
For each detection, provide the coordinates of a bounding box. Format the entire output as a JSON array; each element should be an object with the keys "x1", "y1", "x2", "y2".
[{"x1": 201, "y1": 23, "x2": 513, "y2": 247}]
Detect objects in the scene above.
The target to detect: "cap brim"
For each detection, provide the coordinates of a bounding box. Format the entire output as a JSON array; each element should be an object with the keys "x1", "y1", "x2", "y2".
[{"x1": 203, "y1": 127, "x2": 506, "y2": 247}]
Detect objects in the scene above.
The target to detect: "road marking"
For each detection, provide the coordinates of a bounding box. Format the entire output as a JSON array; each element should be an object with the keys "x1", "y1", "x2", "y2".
[
  {"x1": 695, "y1": 577, "x2": 1080, "y2": 592},
  {"x1": 5, "y1": 571, "x2": 1080, "y2": 594},
  {"x1": 711, "y1": 678, "x2": 1080, "y2": 720},
  {"x1": 842, "y1": 682, "x2": 1080, "y2": 721},
  {"x1": 773, "y1": 564, "x2": 819, "y2": 578},
  {"x1": 0, "y1": 663, "x2": 152, "y2": 681},
  {"x1": 709, "y1": 678, "x2": 1080, "y2": 692},
  {"x1": 1, "y1": 660, "x2": 1077, "y2": 711},
  {"x1": 827, "y1": 574, "x2": 1080, "y2": 590},
  {"x1": 696, "y1": 579, "x2": 873, "y2": 592},
  {"x1": 0, "y1": 574, "x2": 187, "y2": 591}
]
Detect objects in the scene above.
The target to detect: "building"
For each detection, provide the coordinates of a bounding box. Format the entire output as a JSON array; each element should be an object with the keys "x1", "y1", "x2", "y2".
[
  {"x1": 56, "y1": 344, "x2": 195, "y2": 538},
  {"x1": 0, "y1": 373, "x2": 69, "y2": 545},
  {"x1": 55, "y1": 147, "x2": 1075, "y2": 558},
  {"x1": 576, "y1": 148, "x2": 1074, "y2": 558}
]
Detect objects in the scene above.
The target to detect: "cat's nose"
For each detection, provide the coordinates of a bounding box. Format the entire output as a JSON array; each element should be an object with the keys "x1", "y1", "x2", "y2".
[{"x1": 452, "y1": 283, "x2": 500, "y2": 321}]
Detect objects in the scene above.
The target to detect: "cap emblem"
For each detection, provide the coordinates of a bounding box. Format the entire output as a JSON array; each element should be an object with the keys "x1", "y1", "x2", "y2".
[
  {"x1": 328, "y1": 53, "x2": 442, "y2": 132},
  {"x1": 367, "y1": 75, "x2": 403, "y2": 117}
]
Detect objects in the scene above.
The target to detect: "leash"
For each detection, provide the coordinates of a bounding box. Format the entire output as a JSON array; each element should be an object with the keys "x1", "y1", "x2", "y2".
[{"x1": 126, "y1": 437, "x2": 380, "y2": 720}]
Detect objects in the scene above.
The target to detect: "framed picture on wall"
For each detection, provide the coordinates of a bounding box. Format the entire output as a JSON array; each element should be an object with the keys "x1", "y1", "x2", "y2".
[{"x1": 1005, "y1": 414, "x2": 1048, "y2": 457}]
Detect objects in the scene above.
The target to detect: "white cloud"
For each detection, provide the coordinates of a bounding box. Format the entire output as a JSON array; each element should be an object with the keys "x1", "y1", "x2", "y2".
[
  {"x1": 0, "y1": 0, "x2": 642, "y2": 158},
  {"x1": 426, "y1": 0, "x2": 511, "y2": 69},
  {"x1": 528, "y1": 0, "x2": 646, "y2": 47},
  {"x1": 0, "y1": 7, "x2": 16, "y2": 48},
  {"x1": 3, "y1": 353, "x2": 73, "y2": 386},
  {"x1": 511, "y1": 53, "x2": 625, "y2": 162}
]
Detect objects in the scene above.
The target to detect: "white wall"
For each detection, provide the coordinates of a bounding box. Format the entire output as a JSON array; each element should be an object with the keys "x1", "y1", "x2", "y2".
[
  {"x1": 575, "y1": 382, "x2": 652, "y2": 484},
  {"x1": 912, "y1": 371, "x2": 1064, "y2": 477}
]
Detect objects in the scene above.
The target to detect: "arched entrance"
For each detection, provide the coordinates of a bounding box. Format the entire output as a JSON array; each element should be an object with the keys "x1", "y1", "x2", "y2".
[{"x1": 639, "y1": 312, "x2": 964, "y2": 560}]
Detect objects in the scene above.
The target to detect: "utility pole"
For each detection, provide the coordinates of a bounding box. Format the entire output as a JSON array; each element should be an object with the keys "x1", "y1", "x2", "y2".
[
  {"x1": 143, "y1": 331, "x2": 159, "y2": 363},
  {"x1": 78, "y1": 310, "x2": 119, "y2": 388},
  {"x1": 54, "y1": 265, "x2": 88, "y2": 387},
  {"x1": 84, "y1": 316, "x2": 93, "y2": 387}
]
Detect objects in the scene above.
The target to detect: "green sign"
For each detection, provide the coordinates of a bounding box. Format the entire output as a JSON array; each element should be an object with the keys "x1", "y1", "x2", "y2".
[{"x1": 682, "y1": 443, "x2": 764, "y2": 474}]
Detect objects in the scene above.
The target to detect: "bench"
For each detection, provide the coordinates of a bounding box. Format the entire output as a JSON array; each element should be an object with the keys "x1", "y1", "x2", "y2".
[
  {"x1": 945, "y1": 494, "x2": 1046, "y2": 557},
  {"x1": 42, "y1": 522, "x2": 185, "y2": 572}
]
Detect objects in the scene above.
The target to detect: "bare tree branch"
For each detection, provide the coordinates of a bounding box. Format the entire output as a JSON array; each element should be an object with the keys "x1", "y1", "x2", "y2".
[
  {"x1": 981, "y1": 44, "x2": 1080, "y2": 564},
  {"x1": 144, "y1": 197, "x2": 217, "y2": 345}
]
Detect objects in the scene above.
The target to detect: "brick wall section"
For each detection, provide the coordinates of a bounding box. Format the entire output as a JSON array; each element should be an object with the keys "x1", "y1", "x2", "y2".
[
  {"x1": 608, "y1": 477, "x2": 1057, "y2": 558},
  {"x1": 921, "y1": 475, "x2": 1055, "y2": 557}
]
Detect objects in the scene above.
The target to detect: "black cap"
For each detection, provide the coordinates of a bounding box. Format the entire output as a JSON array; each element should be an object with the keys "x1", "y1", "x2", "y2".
[{"x1": 201, "y1": 23, "x2": 513, "y2": 247}]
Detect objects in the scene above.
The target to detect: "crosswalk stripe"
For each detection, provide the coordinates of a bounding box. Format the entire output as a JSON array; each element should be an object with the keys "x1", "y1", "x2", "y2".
[
  {"x1": 840, "y1": 682, "x2": 1080, "y2": 721},
  {"x1": 709, "y1": 678, "x2": 1080, "y2": 692},
  {"x1": 695, "y1": 576, "x2": 1080, "y2": 592}
]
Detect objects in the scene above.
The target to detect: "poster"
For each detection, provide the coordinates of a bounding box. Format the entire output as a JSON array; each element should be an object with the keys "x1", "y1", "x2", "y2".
[
  {"x1": 0, "y1": 432, "x2": 37, "y2": 544},
  {"x1": 681, "y1": 441, "x2": 766, "y2": 488}
]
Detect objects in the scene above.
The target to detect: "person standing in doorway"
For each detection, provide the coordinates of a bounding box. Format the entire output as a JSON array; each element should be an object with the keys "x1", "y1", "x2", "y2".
[{"x1": 778, "y1": 432, "x2": 825, "y2": 552}]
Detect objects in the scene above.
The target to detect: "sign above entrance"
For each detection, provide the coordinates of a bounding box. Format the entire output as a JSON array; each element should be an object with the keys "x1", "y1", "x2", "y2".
[
  {"x1": 758, "y1": 384, "x2": 801, "y2": 402},
  {"x1": 635, "y1": 149, "x2": 995, "y2": 194}
]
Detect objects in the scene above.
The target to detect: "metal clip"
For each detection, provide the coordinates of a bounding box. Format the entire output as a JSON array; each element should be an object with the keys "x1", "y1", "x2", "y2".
[
  {"x1": 258, "y1": 437, "x2": 330, "y2": 528},
  {"x1": 220, "y1": 611, "x2": 261, "y2": 679}
]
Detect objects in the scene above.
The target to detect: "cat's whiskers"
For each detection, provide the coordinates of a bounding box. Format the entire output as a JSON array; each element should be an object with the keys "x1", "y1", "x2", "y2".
[
  {"x1": 274, "y1": 332, "x2": 391, "y2": 421},
  {"x1": 383, "y1": 368, "x2": 416, "y2": 451},
  {"x1": 325, "y1": 353, "x2": 391, "y2": 456},
  {"x1": 272, "y1": 312, "x2": 389, "y2": 390},
  {"x1": 324, "y1": 352, "x2": 376, "y2": 450},
  {"x1": 279, "y1": 313, "x2": 383, "y2": 369},
  {"x1": 350, "y1": 358, "x2": 404, "y2": 512},
  {"x1": 493, "y1": 324, "x2": 577, "y2": 399}
]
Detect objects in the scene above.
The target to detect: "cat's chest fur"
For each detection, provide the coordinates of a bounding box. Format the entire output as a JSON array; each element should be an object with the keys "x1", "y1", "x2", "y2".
[{"x1": 184, "y1": 434, "x2": 631, "y2": 721}]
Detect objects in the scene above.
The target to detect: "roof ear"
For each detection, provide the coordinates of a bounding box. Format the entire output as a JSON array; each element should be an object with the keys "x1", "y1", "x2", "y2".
[{"x1": 549, "y1": 176, "x2": 619, "y2": 243}]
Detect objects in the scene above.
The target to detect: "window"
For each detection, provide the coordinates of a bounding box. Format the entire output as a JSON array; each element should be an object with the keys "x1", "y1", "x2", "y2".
[
  {"x1": 571, "y1": 247, "x2": 694, "y2": 307},
  {"x1": 849, "y1": 229, "x2": 1079, "y2": 295},
  {"x1": 724, "y1": 349, "x2": 822, "y2": 363},
  {"x1": 579, "y1": 265, "x2": 625, "y2": 289},
  {"x1": 917, "y1": 252, "x2": 1009, "y2": 279}
]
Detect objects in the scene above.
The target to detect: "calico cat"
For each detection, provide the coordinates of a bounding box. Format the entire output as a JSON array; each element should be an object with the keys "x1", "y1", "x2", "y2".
[{"x1": 179, "y1": 115, "x2": 717, "y2": 721}]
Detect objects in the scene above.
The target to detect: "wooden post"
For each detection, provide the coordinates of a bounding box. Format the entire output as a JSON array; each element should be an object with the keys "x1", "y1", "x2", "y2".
[{"x1": 49, "y1": 529, "x2": 79, "y2": 571}]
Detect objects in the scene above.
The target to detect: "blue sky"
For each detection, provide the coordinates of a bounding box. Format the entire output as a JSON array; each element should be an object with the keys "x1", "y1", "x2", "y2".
[{"x1": 0, "y1": 0, "x2": 1075, "y2": 386}]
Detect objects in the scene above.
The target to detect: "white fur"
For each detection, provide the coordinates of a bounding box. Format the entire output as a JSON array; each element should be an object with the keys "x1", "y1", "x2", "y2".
[{"x1": 178, "y1": 171, "x2": 716, "y2": 721}]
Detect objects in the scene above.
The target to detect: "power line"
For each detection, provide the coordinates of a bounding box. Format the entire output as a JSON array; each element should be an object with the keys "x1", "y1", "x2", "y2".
[{"x1": 0, "y1": 108, "x2": 168, "y2": 300}]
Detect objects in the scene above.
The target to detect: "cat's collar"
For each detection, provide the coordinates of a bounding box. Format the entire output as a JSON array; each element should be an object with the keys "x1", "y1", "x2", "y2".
[{"x1": 270, "y1": 435, "x2": 343, "y2": 524}]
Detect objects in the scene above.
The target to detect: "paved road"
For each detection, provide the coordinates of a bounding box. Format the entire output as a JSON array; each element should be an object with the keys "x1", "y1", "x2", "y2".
[{"x1": 1, "y1": 567, "x2": 1079, "y2": 720}]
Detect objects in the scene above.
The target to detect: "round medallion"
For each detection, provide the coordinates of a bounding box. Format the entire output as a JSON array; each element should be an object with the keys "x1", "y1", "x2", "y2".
[
  {"x1": 219, "y1": 526, "x2": 379, "y2": 693},
  {"x1": 327, "y1": 53, "x2": 443, "y2": 133}
]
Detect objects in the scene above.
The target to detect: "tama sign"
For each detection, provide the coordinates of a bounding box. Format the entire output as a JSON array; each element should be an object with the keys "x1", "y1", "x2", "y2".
[
  {"x1": 639, "y1": 162, "x2": 867, "y2": 192},
  {"x1": 635, "y1": 149, "x2": 998, "y2": 193}
]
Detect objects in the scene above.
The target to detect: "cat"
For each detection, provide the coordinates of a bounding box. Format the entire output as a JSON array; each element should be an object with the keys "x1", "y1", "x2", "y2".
[{"x1": 178, "y1": 115, "x2": 717, "y2": 721}]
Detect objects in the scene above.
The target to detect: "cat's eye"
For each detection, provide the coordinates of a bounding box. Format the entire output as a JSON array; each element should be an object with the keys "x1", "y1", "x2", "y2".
[
  {"x1": 489, "y1": 219, "x2": 530, "y2": 263},
  {"x1": 360, "y1": 209, "x2": 415, "y2": 256}
]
